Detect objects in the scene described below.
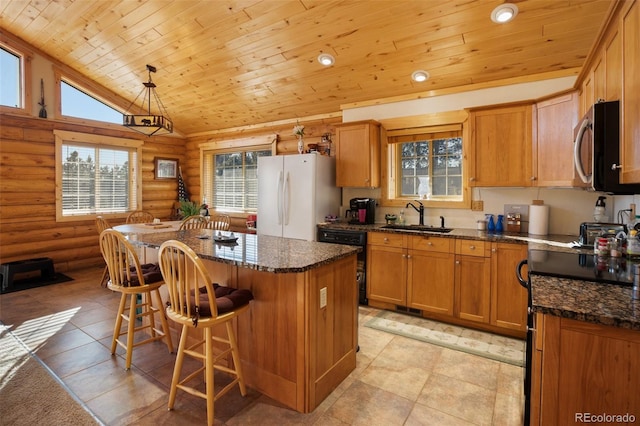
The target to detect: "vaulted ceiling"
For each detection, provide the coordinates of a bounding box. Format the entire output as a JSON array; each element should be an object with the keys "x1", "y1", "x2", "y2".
[{"x1": 0, "y1": 0, "x2": 612, "y2": 135}]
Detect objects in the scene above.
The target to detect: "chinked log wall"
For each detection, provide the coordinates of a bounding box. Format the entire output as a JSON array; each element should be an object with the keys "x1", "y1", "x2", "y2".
[
  {"x1": 1, "y1": 113, "x2": 342, "y2": 273},
  {"x1": 0, "y1": 113, "x2": 186, "y2": 272}
]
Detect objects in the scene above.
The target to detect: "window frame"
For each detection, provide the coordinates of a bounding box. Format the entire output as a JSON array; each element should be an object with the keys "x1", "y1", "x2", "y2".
[
  {"x1": 380, "y1": 112, "x2": 471, "y2": 209},
  {"x1": 54, "y1": 67, "x2": 130, "y2": 131},
  {"x1": 0, "y1": 35, "x2": 32, "y2": 115},
  {"x1": 54, "y1": 130, "x2": 143, "y2": 222},
  {"x1": 200, "y1": 135, "x2": 276, "y2": 214}
]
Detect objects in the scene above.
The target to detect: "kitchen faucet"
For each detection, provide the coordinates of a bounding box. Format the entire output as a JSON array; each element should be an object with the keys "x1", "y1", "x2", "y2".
[
  {"x1": 405, "y1": 200, "x2": 424, "y2": 225},
  {"x1": 440, "y1": 216, "x2": 445, "y2": 228}
]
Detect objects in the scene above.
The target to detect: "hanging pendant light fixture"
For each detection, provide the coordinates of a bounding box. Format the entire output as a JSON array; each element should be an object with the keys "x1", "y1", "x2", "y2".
[{"x1": 123, "y1": 64, "x2": 173, "y2": 136}]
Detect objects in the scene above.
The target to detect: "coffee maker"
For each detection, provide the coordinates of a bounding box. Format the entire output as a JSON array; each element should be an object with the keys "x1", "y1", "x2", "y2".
[{"x1": 346, "y1": 198, "x2": 376, "y2": 224}]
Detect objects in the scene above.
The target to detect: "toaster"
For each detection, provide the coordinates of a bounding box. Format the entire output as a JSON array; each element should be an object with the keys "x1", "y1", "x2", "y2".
[{"x1": 579, "y1": 222, "x2": 627, "y2": 247}]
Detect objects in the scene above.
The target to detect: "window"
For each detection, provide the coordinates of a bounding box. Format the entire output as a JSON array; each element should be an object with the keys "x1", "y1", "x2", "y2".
[
  {"x1": 54, "y1": 131, "x2": 143, "y2": 221},
  {"x1": 202, "y1": 148, "x2": 272, "y2": 212},
  {"x1": 383, "y1": 122, "x2": 469, "y2": 209},
  {"x1": 0, "y1": 39, "x2": 30, "y2": 112},
  {"x1": 60, "y1": 80, "x2": 122, "y2": 124}
]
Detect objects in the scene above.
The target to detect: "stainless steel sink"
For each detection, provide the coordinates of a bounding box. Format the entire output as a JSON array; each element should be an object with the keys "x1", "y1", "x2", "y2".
[{"x1": 381, "y1": 224, "x2": 453, "y2": 233}]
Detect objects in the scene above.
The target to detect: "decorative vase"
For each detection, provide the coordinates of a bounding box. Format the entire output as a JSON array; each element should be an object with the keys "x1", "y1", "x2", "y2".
[{"x1": 297, "y1": 136, "x2": 304, "y2": 154}]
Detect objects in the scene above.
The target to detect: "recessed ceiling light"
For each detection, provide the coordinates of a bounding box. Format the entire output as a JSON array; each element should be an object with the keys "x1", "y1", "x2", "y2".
[
  {"x1": 411, "y1": 70, "x2": 430, "y2": 82},
  {"x1": 491, "y1": 3, "x2": 518, "y2": 23},
  {"x1": 317, "y1": 53, "x2": 335, "y2": 66}
]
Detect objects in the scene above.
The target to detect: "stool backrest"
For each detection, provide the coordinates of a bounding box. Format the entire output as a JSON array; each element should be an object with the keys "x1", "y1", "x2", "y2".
[
  {"x1": 158, "y1": 240, "x2": 219, "y2": 320},
  {"x1": 96, "y1": 216, "x2": 112, "y2": 234},
  {"x1": 126, "y1": 210, "x2": 154, "y2": 224},
  {"x1": 99, "y1": 229, "x2": 148, "y2": 288},
  {"x1": 207, "y1": 214, "x2": 230, "y2": 231},
  {"x1": 180, "y1": 215, "x2": 207, "y2": 230}
]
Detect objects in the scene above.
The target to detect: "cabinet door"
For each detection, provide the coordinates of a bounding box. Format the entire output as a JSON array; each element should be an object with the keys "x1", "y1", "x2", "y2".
[
  {"x1": 455, "y1": 255, "x2": 491, "y2": 323},
  {"x1": 407, "y1": 250, "x2": 454, "y2": 315},
  {"x1": 469, "y1": 104, "x2": 534, "y2": 187},
  {"x1": 490, "y1": 243, "x2": 528, "y2": 331},
  {"x1": 335, "y1": 122, "x2": 380, "y2": 187},
  {"x1": 621, "y1": 0, "x2": 640, "y2": 183},
  {"x1": 366, "y1": 244, "x2": 406, "y2": 305},
  {"x1": 535, "y1": 92, "x2": 580, "y2": 187}
]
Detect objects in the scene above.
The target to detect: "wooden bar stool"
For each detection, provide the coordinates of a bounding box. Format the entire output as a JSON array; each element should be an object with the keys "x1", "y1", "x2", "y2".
[
  {"x1": 99, "y1": 229, "x2": 173, "y2": 370},
  {"x1": 158, "y1": 240, "x2": 253, "y2": 426},
  {"x1": 179, "y1": 215, "x2": 207, "y2": 230}
]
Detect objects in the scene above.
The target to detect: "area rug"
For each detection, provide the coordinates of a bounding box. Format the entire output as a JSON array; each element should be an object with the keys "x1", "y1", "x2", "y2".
[
  {"x1": 364, "y1": 310, "x2": 525, "y2": 367},
  {"x1": 1, "y1": 273, "x2": 73, "y2": 294},
  {"x1": 0, "y1": 324, "x2": 102, "y2": 425}
]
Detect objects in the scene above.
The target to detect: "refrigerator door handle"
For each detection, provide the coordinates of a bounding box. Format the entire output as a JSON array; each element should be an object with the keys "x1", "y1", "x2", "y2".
[
  {"x1": 277, "y1": 171, "x2": 284, "y2": 225},
  {"x1": 283, "y1": 171, "x2": 290, "y2": 225}
]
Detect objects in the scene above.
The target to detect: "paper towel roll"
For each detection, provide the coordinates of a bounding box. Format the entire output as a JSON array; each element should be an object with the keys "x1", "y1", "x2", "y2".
[{"x1": 529, "y1": 204, "x2": 549, "y2": 235}]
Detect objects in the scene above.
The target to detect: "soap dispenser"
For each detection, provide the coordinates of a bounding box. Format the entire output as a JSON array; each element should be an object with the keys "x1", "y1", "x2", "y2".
[
  {"x1": 594, "y1": 196, "x2": 607, "y2": 222},
  {"x1": 486, "y1": 214, "x2": 495, "y2": 232}
]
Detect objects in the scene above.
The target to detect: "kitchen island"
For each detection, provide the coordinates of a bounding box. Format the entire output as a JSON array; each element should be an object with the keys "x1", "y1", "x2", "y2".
[
  {"x1": 127, "y1": 229, "x2": 360, "y2": 414},
  {"x1": 529, "y1": 271, "x2": 640, "y2": 425}
]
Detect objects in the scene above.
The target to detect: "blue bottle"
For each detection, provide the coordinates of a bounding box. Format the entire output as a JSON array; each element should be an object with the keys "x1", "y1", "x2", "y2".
[
  {"x1": 486, "y1": 214, "x2": 495, "y2": 232},
  {"x1": 496, "y1": 214, "x2": 504, "y2": 233}
]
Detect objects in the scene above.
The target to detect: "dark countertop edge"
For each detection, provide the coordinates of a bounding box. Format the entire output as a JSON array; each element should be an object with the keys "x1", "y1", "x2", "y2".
[
  {"x1": 194, "y1": 247, "x2": 361, "y2": 274},
  {"x1": 530, "y1": 275, "x2": 640, "y2": 330},
  {"x1": 318, "y1": 222, "x2": 578, "y2": 247}
]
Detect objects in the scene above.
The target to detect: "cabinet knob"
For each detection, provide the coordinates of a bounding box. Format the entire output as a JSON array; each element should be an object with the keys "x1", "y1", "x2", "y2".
[
  {"x1": 492, "y1": 248, "x2": 496, "y2": 252},
  {"x1": 428, "y1": 242, "x2": 433, "y2": 246},
  {"x1": 402, "y1": 254, "x2": 406, "y2": 258},
  {"x1": 470, "y1": 177, "x2": 476, "y2": 181},
  {"x1": 383, "y1": 237, "x2": 389, "y2": 242},
  {"x1": 469, "y1": 245, "x2": 475, "y2": 250},
  {"x1": 530, "y1": 176, "x2": 537, "y2": 181},
  {"x1": 455, "y1": 260, "x2": 460, "y2": 265},
  {"x1": 611, "y1": 163, "x2": 622, "y2": 170},
  {"x1": 407, "y1": 255, "x2": 412, "y2": 259}
]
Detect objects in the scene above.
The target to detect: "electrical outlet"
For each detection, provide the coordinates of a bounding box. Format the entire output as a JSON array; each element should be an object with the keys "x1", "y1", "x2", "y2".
[
  {"x1": 471, "y1": 201, "x2": 484, "y2": 211},
  {"x1": 631, "y1": 203, "x2": 636, "y2": 219},
  {"x1": 320, "y1": 287, "x2": 327, "y2": 308}
]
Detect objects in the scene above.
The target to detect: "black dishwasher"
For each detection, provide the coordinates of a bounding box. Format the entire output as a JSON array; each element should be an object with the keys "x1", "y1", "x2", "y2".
[{"x1": 317, "y1": 228, "x2": 368, "y2": 305}]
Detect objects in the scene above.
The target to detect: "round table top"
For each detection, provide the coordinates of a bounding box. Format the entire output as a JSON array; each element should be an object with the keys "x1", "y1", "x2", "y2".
[{"x1": 112, "y1": 221, "x2": 182, "y2": 234}]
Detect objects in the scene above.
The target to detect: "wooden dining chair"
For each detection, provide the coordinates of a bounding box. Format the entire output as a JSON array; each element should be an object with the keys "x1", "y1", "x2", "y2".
[
  {"x1": 158, "y1": 240, "x2": 253, "y2": 426},
  {"x1": 99, "y1": 229, "x2": 173, "y2": 370},
  {"x1": 126, "y1": 210, "x2": 155, "y2": 224},
  {"x1": 179, "y1": 215, "x2": 207, "y2": 230},
  {"x1": 96, "y1": 216, "x2": 112, "y2": 287},
  {"x1": 206, "y1": 214, "x2": 230, "y2": 231}
]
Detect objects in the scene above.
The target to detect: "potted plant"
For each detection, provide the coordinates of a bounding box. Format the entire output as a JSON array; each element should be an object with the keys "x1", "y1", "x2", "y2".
[{"x1": 178, "y1": 200, "x2": 200, "y2": 218}]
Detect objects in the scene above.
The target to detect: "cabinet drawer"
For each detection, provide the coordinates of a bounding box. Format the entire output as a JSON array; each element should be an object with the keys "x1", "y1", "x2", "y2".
[
  {"x1": 368, "y1": 232, "x2": 404, "y2": 247},
  {"x1": 456, "y1": 239, "x2": 488, "y2": 257},
  {"x1": 410, "y1": 235, "x2": 453, "y2": 253}
]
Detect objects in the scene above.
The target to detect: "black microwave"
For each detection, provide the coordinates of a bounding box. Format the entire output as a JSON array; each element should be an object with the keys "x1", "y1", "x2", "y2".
[{"x1": 573, "y1": 100, "x2": 640, "y2": 195}]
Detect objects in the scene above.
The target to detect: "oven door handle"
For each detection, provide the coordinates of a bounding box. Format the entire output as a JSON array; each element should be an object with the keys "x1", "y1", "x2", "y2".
[{"x1": 516, "y1": 259, "x2": 528, "y2": 289}]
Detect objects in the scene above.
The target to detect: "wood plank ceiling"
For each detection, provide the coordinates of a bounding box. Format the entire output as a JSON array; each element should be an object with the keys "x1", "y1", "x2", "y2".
[{"x1": 0, "y1": 0, "x2": 612, "y2": 135}]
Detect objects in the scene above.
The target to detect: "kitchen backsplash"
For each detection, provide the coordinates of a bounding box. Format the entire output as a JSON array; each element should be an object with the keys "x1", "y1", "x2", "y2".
[{"x1": 340, "y1": 187, "x2": 639, "y2": 236}]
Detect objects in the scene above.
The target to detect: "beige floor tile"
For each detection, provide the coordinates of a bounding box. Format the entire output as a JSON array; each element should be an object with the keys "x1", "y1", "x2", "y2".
[
  {"x1": 433, "y1": 348, "x2": 501, "y2": 391},
  {"x1": 324, "y1": 380, "x2": 413, "y2": 426},
  {"x1": 493, "y1": 391, "x2": 524, "y2": 426},
  {"x1": 417, "y1": 373, "x2": 496, "y2": 426},
  {"x1": 405, "y1": 402, "x2": 476, "y2": 426}
]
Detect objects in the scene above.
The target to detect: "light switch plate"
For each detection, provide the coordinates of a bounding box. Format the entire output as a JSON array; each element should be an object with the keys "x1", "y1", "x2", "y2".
[
  {"x1": 320, "y1": 287, "x2": 327, "y2": 308},
  {"x1": 471, "y1": 201, "x2": 484, "y2": 211}
]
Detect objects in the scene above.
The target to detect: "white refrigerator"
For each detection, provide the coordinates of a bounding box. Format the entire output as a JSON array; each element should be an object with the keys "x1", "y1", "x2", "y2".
[{"x1": 257, "y1": 153, "x2": 340, "y2": 241}]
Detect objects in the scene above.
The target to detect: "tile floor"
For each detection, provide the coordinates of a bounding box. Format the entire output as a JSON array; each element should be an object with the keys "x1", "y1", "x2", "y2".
[{"x1": 0, "y1": 267, "x2": 525, "y2": 425}]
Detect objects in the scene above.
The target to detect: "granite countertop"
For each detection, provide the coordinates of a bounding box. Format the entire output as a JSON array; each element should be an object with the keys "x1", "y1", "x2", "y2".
[
  {"x1": 126, "y1": 229, "x2": 360, "y2": 273},
  {"x1": 530, "y1": 275, "x2": 640, "y2": 330}
]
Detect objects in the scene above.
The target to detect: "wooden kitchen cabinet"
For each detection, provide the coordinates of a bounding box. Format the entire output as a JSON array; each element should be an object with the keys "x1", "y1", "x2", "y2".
[
  {"x1": 534, "y1": 91, "x2": 580, "y2": 187},
  {"x1": 468, "y1": 103, "x2": 534, "y2": 187},
  {"x1": 408, "y1": 236, "x2": 455, "y2": 315},
  {"x1": 335, "y1": 121, "x2": 381, "y2": 188},
  {"x1": 621, "y1": 0, "x2": 640, "y2": 184},
  {"x1": 490, "y1": 242, "x2": 528, "y2": 332},
  {"x1": 366, "y1": 232, "x2": 407, "y2": 305},
  {"x1": 454, "y1": 239, "x2": 491, "y2": 324},
  {"x1": 532, "y1": 314, "x2": 640, "y2": 425}
]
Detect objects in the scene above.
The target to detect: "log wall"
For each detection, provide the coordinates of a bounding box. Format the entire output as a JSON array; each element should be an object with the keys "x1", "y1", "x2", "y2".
[{"x1": 0, "y1": 113, "x2": 187, "y2": 272}]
